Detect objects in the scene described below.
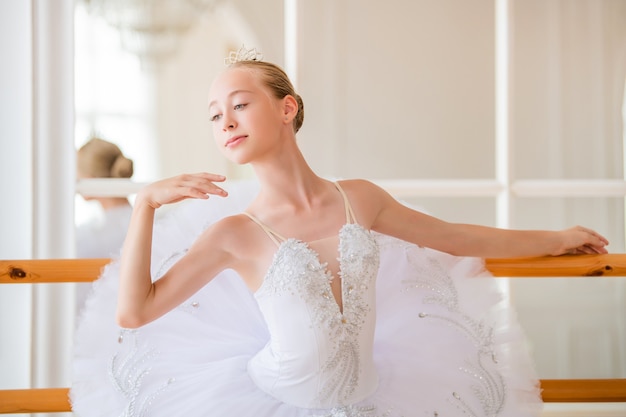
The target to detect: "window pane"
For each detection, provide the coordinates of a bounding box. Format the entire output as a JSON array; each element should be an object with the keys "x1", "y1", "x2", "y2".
[
  {"x1": 512, "y1": 0, "x2": 626, "y2": 180},
  {"x1": 298, "y1": 0, "x2": 497, "y2": 180},
  {"x1": 512, "y1": 277, "x2": 626, "y2": 379},
  {"x1": 512, "y1": 196, "x2": 625, "y2": 378}
]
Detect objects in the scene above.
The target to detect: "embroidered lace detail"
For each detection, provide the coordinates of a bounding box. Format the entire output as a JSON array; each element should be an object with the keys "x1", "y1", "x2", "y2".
[
  {"x1": 311, "y1": 403, "x2": 397, "y2": 417},
  {"x1": 110, "y1": 329, "x2": 174, "y2": 417},
  {"x1": 262, "y1": 223, "x2": 379, "y2": 404},
  {"x1": 402, "y1": 251, "x2": 506, "y2": 416}
]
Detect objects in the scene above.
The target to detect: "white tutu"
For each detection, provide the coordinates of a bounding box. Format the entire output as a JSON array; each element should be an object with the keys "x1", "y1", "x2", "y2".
[{"x1": 70, "y1": 180, "x2": 542, "y2": 417}]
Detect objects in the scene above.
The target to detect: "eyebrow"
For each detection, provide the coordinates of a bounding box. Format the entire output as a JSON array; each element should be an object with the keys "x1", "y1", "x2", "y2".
[{"x1": 208, "y1": 89, "x2": 254, "y2": 109}]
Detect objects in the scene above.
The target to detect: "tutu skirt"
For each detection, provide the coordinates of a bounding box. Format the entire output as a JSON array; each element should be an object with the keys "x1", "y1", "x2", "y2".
[{"x1": 70, "y1": 180, "x2": 542, "y2": 417}]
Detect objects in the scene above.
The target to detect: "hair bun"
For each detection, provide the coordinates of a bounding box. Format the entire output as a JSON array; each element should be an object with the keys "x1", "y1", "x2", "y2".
[{"x1": 111, "y1": 155, "x2": 134, "y2": 178}]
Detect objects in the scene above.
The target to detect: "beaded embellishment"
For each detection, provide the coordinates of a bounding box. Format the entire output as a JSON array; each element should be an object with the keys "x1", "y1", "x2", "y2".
[
  {"x1": 399, "y1": 247, "x2": 507, "y2": 416},
  {"x1": 110, "y1": 330, "x2": 174, "y2": 417},
  {"x1": 107, "y1": 249, "x2": 194, "y2": 416},
  {"x1": 311, "y1": 403, "x2": 395, "y2": 417},
  {"x1": 260, "y1": 223, "x2": 379, "y2": 405}
]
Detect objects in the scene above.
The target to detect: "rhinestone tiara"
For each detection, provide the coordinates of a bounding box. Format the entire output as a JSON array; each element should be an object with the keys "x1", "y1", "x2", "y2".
[{"x1": 224, "y1": 45, "x2": 264, "y2": 66}]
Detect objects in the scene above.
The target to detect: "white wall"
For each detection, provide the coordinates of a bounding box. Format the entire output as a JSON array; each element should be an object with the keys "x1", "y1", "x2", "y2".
[
  {"x1": 150, "y1": 0, "x2": 626, "y2": 381},
  {"x1": 509, "y1": 0, "x2": 626, "y2": 380},
  {"x1": 297, "y1": 0, "x2": 497, "y2": 181},
  {"x1": 153, "y1": 0, "x2": 284, "y2": 179},
  {"x1": 0, "y1": 0, "x2": 35, "y2": 393},
  {"x1": 0, "y1": 2, "x2": 76, "y2": 414}
]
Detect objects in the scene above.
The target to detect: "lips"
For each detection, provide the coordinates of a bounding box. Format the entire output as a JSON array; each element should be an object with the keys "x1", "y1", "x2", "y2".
[{"x1": 225, "y1": 135, "x2": 247, "y2": 148}]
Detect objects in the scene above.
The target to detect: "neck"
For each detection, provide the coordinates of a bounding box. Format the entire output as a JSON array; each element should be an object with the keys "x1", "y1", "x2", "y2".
[{"x1": 250, "y1": 141, "x2": 328, "y2": 210}]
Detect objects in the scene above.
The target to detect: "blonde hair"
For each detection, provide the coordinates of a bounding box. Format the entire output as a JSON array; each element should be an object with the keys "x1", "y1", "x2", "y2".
[
  {"x1": 230, "y1": 60, "x2": 305, "y2": 133},
  {"x1": 77, "y1": 137, "x2": 133, "y2": 179}
]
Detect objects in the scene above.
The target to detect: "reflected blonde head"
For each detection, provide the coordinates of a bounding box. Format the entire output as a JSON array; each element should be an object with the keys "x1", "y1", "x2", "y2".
[{"x1": 77, "y1": 137, "x2": 134, "y2": 179}]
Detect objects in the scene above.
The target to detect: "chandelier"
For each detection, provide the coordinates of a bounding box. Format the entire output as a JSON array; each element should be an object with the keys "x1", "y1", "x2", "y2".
[{"x1": 86, "y1": 0, "x2": 221, "y2": 60}]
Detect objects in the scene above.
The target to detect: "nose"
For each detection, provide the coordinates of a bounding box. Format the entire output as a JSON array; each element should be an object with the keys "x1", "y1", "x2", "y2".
[{"x1": 221, "y1": 113, "x2": 236, "y2": 131}]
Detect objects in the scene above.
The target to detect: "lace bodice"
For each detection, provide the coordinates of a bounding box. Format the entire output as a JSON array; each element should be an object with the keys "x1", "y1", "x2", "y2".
[{"x1": 246, "y1": 183, "x2": 380, "y2": 409}]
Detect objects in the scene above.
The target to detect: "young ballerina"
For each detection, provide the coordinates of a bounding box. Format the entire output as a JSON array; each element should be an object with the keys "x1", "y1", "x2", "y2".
[{"x1": 71, "y1": 50, "x2": 608, "y2": 417}]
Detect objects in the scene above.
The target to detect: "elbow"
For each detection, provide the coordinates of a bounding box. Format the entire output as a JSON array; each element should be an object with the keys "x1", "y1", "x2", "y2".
[{"x1": 116, "y1": 309, "x2": 147, "y2": 329}]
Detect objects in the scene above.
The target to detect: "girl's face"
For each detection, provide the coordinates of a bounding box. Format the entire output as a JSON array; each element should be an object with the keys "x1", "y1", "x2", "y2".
[{"x1": 208, "y1": 68, "x2": 286, "y2": 165}]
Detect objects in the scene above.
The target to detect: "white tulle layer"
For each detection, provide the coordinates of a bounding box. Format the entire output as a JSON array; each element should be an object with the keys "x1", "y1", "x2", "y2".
[{"x1": 70, "y1": 180, "x2": 542, "y2": 417}]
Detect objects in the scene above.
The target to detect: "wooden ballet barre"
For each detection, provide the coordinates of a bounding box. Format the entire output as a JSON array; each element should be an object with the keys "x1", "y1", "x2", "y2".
[
  {"x1": 2, "y1": 254, "x2": 626, "y2": 285},
  {"x1": 540, "y1": 379, "x2": 626, "y2": 403},
  {"x1": 1, "y1": 379, "x2": 626, "y2": 413},
  {"x1": 0, "y1": 258, "x2": 110, "y2": 284},
  {"x1": 1, "y1": 255, "x2": 625, "y2": 414},
  {"x1": 485, "y1": 254, "x2": 626, "y2": 277},
  {"x1": 0, "y1": 388, "x2": 70, "y2": 414}
]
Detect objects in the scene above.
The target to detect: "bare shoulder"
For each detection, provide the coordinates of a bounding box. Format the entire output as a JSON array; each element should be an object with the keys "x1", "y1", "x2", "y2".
[
  {"x1": 336, "y1": 178, "x2": 388, "y2": 197},
  {"x1": 335, "y1": 179, "x2": 390, "y2": 227},
  {"x1": 194, "y1": 213, "x2": 262, "y2": 257},
  {"x1": 148, "y1": 213, "x2": 265, "y2": 311},
  {"x1": 207, "y1": 213, "x2": 251, "y2": 237},
  {"x1": 192, "y1": 213, "x2": 277, "y2": 289}
]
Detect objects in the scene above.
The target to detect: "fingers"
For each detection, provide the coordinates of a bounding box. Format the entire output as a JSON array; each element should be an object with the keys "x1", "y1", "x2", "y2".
[
  {"x1": 139, "y1": 172, "x2": 229, "y2": 208},
  {"x1": 580, "y1": 226, "x2": 609, "y2": 254},
  {"x1": 179, "y1": 172, "x2": 228, "y2": 198},
  {"x1": 574, "y1": 245, "x2": 606, "y2": 255},
  {"x1": 193, "y1": 172, "x2": 227, "y2": 185},
  {"x1": 584, "y1": 243, "x2": 608, "y2": 254},
  {"x1": 567, "y1": 226, "x2": 609, "y2": 255},
  {"x1": 175, "y1": 173, "x2": 229, "y2": 199},
  {"x1": 577, "y1": 225, "x2": 609, "y2": 246}
]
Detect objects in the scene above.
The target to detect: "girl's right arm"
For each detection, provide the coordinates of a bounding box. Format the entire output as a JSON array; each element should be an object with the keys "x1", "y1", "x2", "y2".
[{"x1": 116, "y1": 173, "x2": 230, "y2": 328}]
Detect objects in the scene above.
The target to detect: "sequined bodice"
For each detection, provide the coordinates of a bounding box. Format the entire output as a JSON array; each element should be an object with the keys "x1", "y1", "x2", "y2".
[{"x1": 246, "y1": 184, "x2": 380, "y2": 409}]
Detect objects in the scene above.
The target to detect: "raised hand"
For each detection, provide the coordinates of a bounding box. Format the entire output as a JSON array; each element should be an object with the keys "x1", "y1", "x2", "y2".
[{"x1": 137, "y1": 173, "x2": 228, "y2": 209}]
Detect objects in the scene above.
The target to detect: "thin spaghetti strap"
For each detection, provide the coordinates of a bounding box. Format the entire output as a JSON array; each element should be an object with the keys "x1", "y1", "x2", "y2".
[
  {"x1": 334, "y1": 182, "x2": 357, "y2": 224},
  {"x1": 242, "y1": 212, "x2": 285, "y2": 247}
]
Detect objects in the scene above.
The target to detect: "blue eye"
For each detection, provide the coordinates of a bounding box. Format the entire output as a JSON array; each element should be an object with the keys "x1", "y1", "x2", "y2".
[
  {"x1": 210, "y1": 114, "x2": 222, "y2": 122},
  {"x1": 234, "y1": 103, "x2": 247, "y2": 110}
]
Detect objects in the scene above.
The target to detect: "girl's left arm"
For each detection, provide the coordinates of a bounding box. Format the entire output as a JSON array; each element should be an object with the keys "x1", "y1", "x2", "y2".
[{"x1": 358, "y1": 180, "x2": 609, "y2": 258}]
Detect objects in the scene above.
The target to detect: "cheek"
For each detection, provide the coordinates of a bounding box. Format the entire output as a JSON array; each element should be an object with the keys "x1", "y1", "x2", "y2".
[
  {"x1": 211, "y1": 129, "x2": 233, "y2": 159},
  {"x1": 251, "y1": 113, "x2": 274, "y2": 133},
  {"x1": 211, "y1": 124, "x2": 223, "y2": 144}
]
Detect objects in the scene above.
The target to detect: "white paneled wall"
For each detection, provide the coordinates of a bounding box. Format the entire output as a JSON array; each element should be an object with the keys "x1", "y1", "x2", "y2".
[
  {"x1": 0, "y1": 0, "x2": 35, "y2": 396},
  {"x1": 149, "y1": 0, "x2": 626, "y2": 382},
  {"x1": 1, "y1": 3, "x2": 76, "y2": 417}
]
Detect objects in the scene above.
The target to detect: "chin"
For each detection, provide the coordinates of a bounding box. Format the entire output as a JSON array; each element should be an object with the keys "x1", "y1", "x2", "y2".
[{"x1": 223, "y1": 152, "x2": 252, "y2": 166}]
